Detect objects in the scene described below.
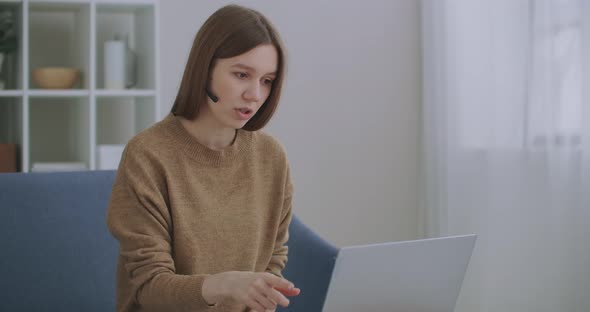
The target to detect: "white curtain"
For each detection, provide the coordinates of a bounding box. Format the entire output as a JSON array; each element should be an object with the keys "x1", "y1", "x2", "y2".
[{"x1": 421, "y1": 0, "x2": 590, "y2": 311}]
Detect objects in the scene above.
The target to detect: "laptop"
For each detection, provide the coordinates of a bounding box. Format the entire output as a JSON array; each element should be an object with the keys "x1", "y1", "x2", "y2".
[{"x1": 321, "y1": 234, "x2": 476, "y2": 312}]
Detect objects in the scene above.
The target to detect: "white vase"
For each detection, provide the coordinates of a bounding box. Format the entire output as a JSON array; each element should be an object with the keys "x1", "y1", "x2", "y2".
[{"x1": 104, "y1": 40, "x2": 126, "y2": 89}]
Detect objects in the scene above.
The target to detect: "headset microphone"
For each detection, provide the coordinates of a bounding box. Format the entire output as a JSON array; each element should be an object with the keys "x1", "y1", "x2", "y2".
[{"x1": 206, "y1": 89, "x2": 219, "y2": 103}]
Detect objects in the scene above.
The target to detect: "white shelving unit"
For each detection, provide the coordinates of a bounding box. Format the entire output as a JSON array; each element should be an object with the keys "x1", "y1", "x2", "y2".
[{"x1": 0, "y1": 0, "x2": 160, "y2": 172}]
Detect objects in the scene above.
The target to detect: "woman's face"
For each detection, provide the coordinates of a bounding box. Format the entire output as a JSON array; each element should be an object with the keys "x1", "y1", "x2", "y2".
[{"x1": 204, "y1": 44, "x2": 278, "y2": 130}]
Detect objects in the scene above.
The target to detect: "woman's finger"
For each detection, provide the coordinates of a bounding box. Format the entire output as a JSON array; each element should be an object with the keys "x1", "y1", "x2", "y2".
[
  {"x1": 245, "y1": 297, "x2": 266, "y2": 312},
  {"x1": 265, "y1": 287, "x2": 290, "y2": 307},
  {"x1": 252, "y1": 282, "x2": 278, "y2": 310}
]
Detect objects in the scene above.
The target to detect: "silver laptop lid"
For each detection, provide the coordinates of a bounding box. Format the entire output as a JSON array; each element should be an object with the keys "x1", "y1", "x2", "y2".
[{"x1": 322, "y1": 234, "x2": 476, "y2": 312}]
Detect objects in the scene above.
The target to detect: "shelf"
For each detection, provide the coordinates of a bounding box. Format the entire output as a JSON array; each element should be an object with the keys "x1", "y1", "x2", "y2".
[
  {"x1": 28, "y1": 2, "x2": 91, "y2": 90},
  {"x1": 29, "y1": 97, "x2": 90, "y2": 171},
  {"x1": 95, "y1": 89, "x2": 155, "y2": 97},
  {"x1": 5, "y1": 0, "x2": 158, "y2": 172},
  {"x1": 95, "y1": 2, "x2": 156, "y2": 12},
  {"x1": 96, "y1": 96, "x2": 155, "y2": 145},
  {"x1": 27, "y1": 89, "x2": 90, "y2": 97},
  {"x1": 0, "y1": 90, "x2": 23, "y2": 97},
  {"x1": 96, "y1": 3, "x2": 155, "y2": 89}
]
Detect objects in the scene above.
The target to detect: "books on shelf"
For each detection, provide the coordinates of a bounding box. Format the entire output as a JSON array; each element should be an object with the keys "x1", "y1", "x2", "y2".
[{"x1": 31, "y1": 162, "x2": 87, "y2": 172}]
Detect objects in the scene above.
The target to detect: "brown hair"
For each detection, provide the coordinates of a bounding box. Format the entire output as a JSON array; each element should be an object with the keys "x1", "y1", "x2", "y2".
[{"x1": 170, "y1": 4, "x2": 287, "y2": 131}]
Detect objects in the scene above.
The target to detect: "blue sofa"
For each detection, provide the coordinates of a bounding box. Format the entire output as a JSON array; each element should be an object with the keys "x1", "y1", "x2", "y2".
[{"x1": 0, "y1": 170, "x2": 338, "y2": 311}]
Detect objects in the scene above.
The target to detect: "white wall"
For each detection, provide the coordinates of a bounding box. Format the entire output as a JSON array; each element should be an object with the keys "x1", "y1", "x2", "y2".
[{"x1": 160, "y1": 0, "x2": 422, "y2": 247}]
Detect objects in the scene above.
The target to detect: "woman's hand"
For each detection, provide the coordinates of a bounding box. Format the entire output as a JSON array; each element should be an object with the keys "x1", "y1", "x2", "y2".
[{"x1": 202, "y1": 271, "x2": 300, "y2": 311}]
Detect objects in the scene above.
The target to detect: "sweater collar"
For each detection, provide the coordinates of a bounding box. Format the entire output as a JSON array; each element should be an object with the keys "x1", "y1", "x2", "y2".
[{"x1": 166, "y1": 114, "x2": 249, "y2": 167}]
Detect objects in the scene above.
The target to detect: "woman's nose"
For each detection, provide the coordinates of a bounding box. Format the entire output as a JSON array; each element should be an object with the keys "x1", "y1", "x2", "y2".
[{"x1": 243, "y1": 82, "x2": 262, "y2": 102}]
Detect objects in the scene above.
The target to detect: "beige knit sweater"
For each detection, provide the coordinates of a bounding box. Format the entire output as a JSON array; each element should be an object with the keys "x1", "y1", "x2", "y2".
[{"x1": 106, "y1": 114, "x2": 293, "y2": 312}]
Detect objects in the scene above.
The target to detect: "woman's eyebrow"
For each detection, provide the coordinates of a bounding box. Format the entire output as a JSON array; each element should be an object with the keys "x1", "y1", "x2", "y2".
[{"x1": 231, "y1": 63, "x2": 276, "y2": 76}]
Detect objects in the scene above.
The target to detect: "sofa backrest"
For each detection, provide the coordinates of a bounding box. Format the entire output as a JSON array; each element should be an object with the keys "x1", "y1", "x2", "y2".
[
  {"x1": 0, "y1": 170, "x2": 119, "y2": 311},
  {"x1": 281, "y1": 216, "x2": 339, "y2": 312},
  {"x1": 0, "y1": 170, "x2": 338, "y2": 311}
]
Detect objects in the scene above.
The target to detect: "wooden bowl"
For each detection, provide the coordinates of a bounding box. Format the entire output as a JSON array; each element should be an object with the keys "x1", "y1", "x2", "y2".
[{"x1": 32, "y1": 67, "x2": 80, "y2": 89}]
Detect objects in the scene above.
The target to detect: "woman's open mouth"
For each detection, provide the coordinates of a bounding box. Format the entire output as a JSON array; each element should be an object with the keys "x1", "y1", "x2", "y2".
[{"x1": 235, "y1": 107, "x2": 254, "y2": 120}]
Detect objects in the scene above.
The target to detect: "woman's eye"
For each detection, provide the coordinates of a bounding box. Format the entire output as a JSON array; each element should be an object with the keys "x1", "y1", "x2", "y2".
[
  {"x1": 234, "y1": 72, "x2": 248, "y2": 79},
  {"x1": 263, "y1": 79, "x2": 274, "y2": 85}
]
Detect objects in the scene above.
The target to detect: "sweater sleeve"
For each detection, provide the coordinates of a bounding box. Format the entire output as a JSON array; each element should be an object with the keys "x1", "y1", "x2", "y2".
[
  {"x1": 106, "y1": 142, "x2": 214, "y2": 311},
  {"x1": 266, "y1": 166, "x2": 294, "y2": 278}
]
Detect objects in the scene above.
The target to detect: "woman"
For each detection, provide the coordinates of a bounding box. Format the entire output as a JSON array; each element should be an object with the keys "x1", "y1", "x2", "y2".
[{"x1": 107, "y1": 4, "x2": 300, "y2": 312}]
